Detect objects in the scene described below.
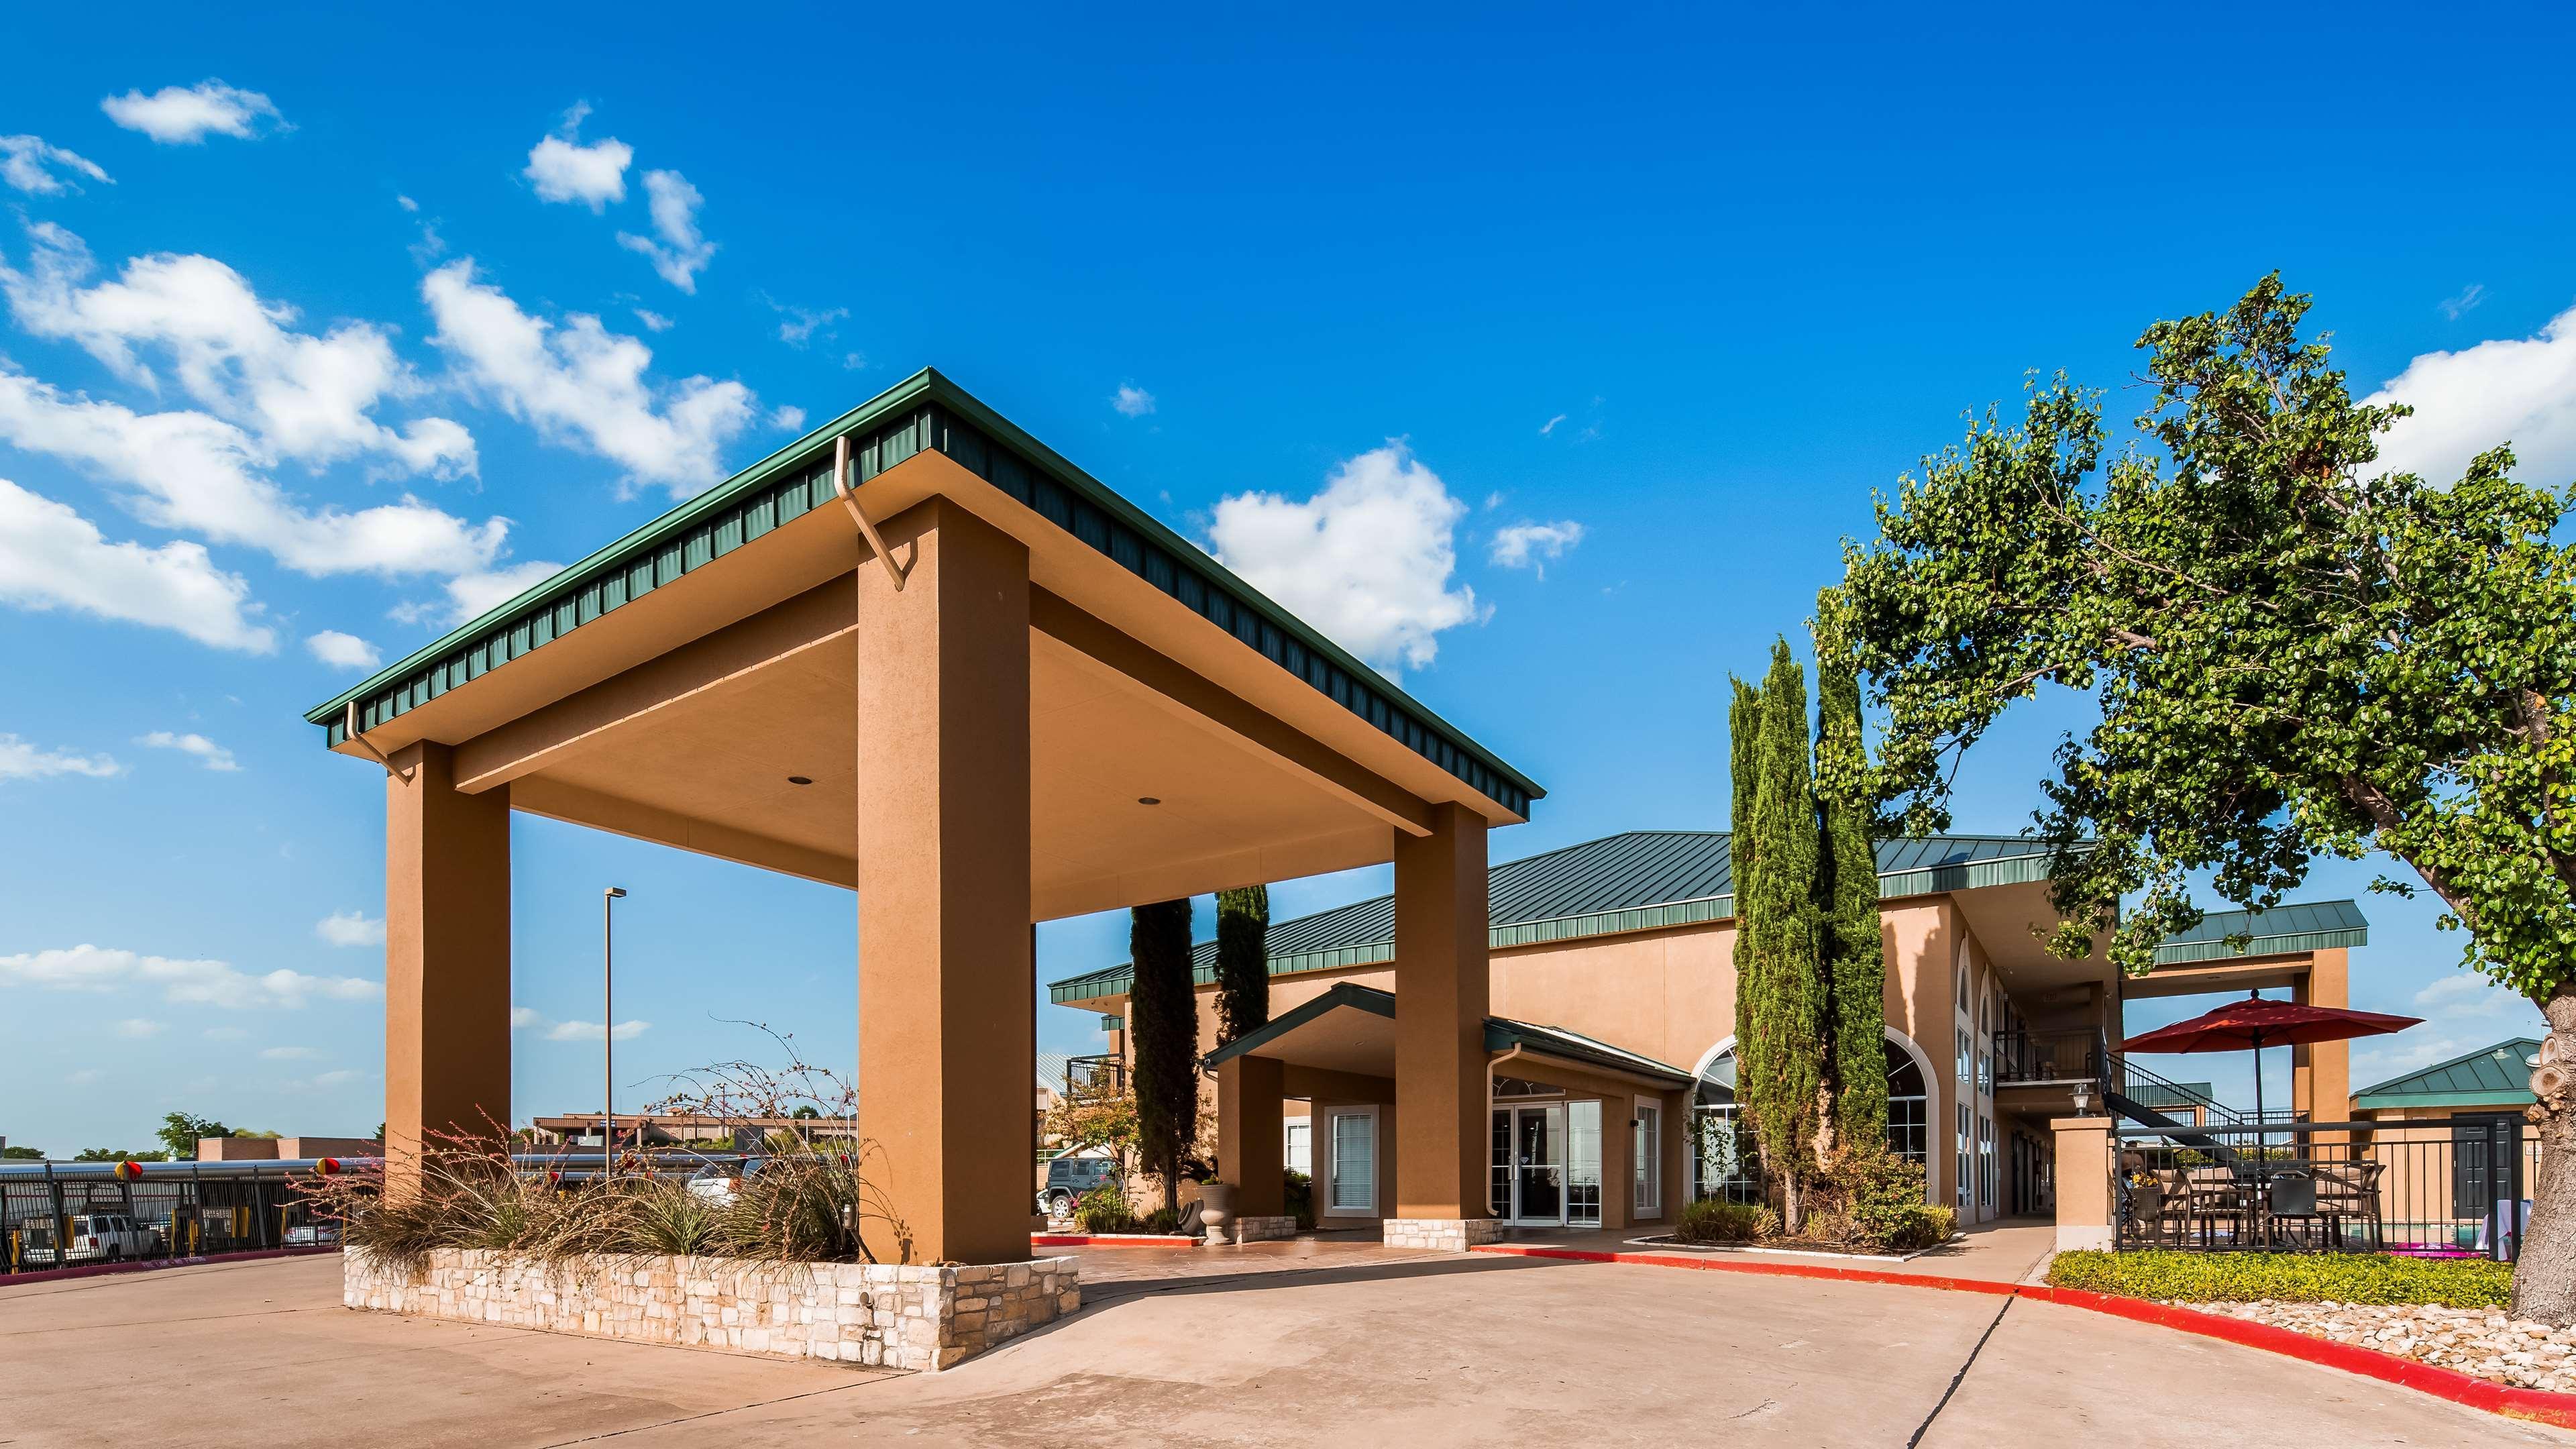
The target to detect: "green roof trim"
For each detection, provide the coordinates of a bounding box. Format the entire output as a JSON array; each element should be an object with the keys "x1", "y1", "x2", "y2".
[
  {"x1": 1199, "y1": 981, "x2": 1692, "y2": 1088},
  {"x1": 1050, "y1": 830, "x2": 2063, "y2": 1005},
  {"x1": 2353, "y1": 1036, "x2": 2540, "y2": 1110},
  {"x1": 302, "y1": 368, "x2": 1540, "y2": 818},
  {"x1": 2149, "y1": 899, "x2": 2370, "y2": 967}
]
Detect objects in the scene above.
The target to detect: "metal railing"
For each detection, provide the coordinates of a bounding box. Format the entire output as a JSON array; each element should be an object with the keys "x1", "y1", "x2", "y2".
[
  {"x1": 1065, "y1": 1054, "x2": 1126, "y2": 1099},
  {"x1": 2110, "y1": 1116, "x2": 2538, "y2": 1259},
  {"x1": 1, "y1": 1159, "x2": 360, "y2": 1274},
  {"x1": 1994, "y1": 1027, "x2": 2108, "y2": 1087}
]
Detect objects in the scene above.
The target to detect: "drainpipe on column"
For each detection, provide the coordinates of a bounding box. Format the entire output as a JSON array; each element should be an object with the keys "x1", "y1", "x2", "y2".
[{"x1": 833, "y1": 435, "x2": 910, "y2": 592}]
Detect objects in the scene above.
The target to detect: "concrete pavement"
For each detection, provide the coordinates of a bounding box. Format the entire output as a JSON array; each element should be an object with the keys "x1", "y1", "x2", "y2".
[{"x1": 1, "y1": 1248, "x2": 2562, "y2": 1447}]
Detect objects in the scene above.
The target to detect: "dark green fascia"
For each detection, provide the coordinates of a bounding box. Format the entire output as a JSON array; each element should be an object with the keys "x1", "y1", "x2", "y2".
[
  {"x1": 1201, "y1": 983, "x2": 1395, "y2": 1069},
  {"x1": 301, "y1": 369, "x2": 1542, "y2": 818},
  {"x1": 2353, "y1": 1089, "x2": 2536, "y2": 1110},
  {"x1": 2149, "y1": 924, "x2": 2370, "y2": 967},
  {"x1": 1483, "y1": 1019, "x2": 1695, "y2": 1088}
]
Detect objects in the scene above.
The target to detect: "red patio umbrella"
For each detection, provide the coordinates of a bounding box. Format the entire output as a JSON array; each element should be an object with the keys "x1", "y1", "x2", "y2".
[{"x1": 2121, "y1": 991, "x2": 2422, "y2": 1127}]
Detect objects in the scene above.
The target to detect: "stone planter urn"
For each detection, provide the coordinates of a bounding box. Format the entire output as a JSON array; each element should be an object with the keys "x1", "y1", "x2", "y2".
[{"x1": 1199, "y1": 1181, "x2": 1238, "y2": 1245}]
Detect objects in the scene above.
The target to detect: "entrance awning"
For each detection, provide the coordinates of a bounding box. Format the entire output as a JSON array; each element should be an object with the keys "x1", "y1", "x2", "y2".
[{"x1": 1203, "y1": 982, "x2": 1694, "y2": 1091}]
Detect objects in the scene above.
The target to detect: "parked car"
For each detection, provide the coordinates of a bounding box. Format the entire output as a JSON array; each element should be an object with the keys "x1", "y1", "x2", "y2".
[
  {"x1": 685, "y1": 1159, "x2": 765, "y2": 1203},
  {"x1": 283, "y1": 1222, "x2": 341, "y2": 1247},
  {"x1": 19, "y1": 1212, "x2": 156, "y2": 1266},
  {"x1": 1037, "y1": 1156, "x2": 1121, "y2": 1218}
]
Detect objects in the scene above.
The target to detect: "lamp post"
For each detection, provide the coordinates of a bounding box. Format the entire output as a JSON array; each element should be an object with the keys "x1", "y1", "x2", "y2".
[{"x1": 604, "y1": 886, "x2": 627, "y2": 1175}]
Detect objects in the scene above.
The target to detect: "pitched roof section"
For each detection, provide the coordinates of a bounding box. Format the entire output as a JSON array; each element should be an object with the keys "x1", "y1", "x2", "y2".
[
  {"x1": 2354, "y1": 1036, "x2": 2542, "y2": 1109},
  {"x1": 1199, "y1": 981, "x2": 1693, "y2": 1088},
  {"x1": 2150, "y1": 899, "x2": 2371, "y2": 966},
  {"x1": 1051, "y1": 829, "x2": 2055, "y2": 1004},
  {"x1": 301, "y1": 368, "x2": 1540, "y2": 818}
]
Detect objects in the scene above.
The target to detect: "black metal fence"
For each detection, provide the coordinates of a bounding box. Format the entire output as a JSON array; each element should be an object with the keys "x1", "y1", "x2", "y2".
[
  {"x1": 2, "y1": 1162, "x2": 336, "y2": 1274},
  {"x1": 2112, "y1": 1116, "x2": 2539, "y2": 1260}
]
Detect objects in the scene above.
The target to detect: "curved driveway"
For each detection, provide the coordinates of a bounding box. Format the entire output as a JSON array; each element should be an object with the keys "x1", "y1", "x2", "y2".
[{"x1": 1, "y1": 1249, "x2": 2560, "y2": 1446}]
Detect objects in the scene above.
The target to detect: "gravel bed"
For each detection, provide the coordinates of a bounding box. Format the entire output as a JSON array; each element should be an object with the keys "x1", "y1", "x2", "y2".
[{"x1": 2174, "y1": 1299, "x2": 2576, "y2": 1394}]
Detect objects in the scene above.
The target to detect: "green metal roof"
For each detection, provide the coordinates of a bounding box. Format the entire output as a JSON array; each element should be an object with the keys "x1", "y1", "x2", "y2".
[
  {"x1": 1199, "y1": 981, "x2": 1693, "y2": 1088},
  {"x1": 2149, "y1": 899, "x2": 2371, "y2": 966},
  {"x1": 2354, "y1": 1036, "x2": 2542, "y2": 1110},
  {"x1": 300, "y1": 368, "x2": 1540, "y2": 818},
  {"x1": 1051, "y1": 829, "x2": 2058, "y2": 1004}
]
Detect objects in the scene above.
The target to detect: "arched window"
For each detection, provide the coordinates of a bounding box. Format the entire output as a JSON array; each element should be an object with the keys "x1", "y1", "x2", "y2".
[{"x1": 1690, "y1": 1035, "x2": 1933, "y2": 1201}]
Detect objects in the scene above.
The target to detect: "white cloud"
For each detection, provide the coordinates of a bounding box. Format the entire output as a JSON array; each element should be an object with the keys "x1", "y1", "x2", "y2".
[
  {"x1": 313, "y1": 1069, "x2": 361, "y2": 1087},
  {"x1": 1488, "y1": 520, "x2": 1586, "y2": 578},
  {"x1": 314, "y1": 910, "x2": 384, "y2": 948},
  {"x1": 769, "y1": 405, "x2": 806, "y2": 433},
  {"x1": 394, "y1": 558, "x2": 561, "y2": 629},
  {"x1": 423, "y1": 259, "x2": 754, "y2": 495},
  {"x1": 99, "y1": 80, "x2": 285, "y2": 144},
  {"x1": 631, "y1": 308, "x2": 672, "y2": 333},
  {"x1": 511, "y1": 1005, "x2": 647, "y2": 1041},
  {"x1": 138, "y1": 731, "x2": 239, "y2": 771},
  {"x1": 396, "y1": 195, "x2": 419, "y2": 213},
  {"x1": 260, "y1": 1045, "x2": 316, "y2": 1060},
  {"x1": 0, "y1": 135, "x2": 111, "y2": 195},
  {"x1": 841, "y1": 351, "x2": 865, "y2": 372},
  {"x1": 1112, "y1": 384, "x2": 1155, "y2": 418},
  {"x1": 202, "y1": 1026, "x2": 247, "y2": 1040},
  {"x1": 2412, "y1": 973, "x2": 2523, "y2": 1015},
  {"x1": 0, "y1": 733, "x2": 122, "y2": 782},
  {"x1": 523, "y1": 104, "x2": 631, "y2": 210},
  {"x1": 1, "y1": 221, "x2": 477, "y2": 476},
  {"x1": 113, "y1": 1018, "x2": 166, "y2": 1038},
  {"x1": 1207, "y1": 443, "x2": 1482, "y2": 672},
  {"x1": 1539, "y1": 414, "x2": 1566, "y2": 436},
  {"x1": 2440, "y1": 284, "x2": 2487, "y2": 321},
  {"x1": 305, "y1": 629, "x2": 380, "y2": 669},
  {"x1": 765, "y1": 297, "x2": 845, "y2": 348},
  {"x1": 2368, "y1": 299, "x2": 2576, "y2": 493},
  {"x1": 616, "y1": 170, "x2": 716, "y2": 293},
  {"x1": 0, "y1": 477, "x2": 275, "y2": 651},
  {"x1": 0, "y1": 943, "x2": 382, "y2": 1008}
]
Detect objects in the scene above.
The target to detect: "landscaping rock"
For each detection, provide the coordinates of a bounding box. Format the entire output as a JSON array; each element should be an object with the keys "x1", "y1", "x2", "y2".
[{"x1": 2172, "y1": 1299, "x2": 2576, "y2": 1395}]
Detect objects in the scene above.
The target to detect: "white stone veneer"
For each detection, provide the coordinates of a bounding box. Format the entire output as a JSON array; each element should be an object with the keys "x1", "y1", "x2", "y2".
[
  {"x1": 1231, "y1": 1215, "x2": 1299, "y2": 1243},
  {"x1": 343, "y1": 1248, "x2": 1077, "y2": 1372},
  {"x1": 1381, "y1": 1217, "x2": 1503, "y2": 1251}
]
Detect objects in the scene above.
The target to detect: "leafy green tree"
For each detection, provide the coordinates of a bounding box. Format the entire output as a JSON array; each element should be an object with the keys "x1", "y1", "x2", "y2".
[
  {"x1": 1214, "y1": 885, "x2": 1271, "y2": 1044},
  {"x1": 1128, "y1": 898, "x2": 1199, "y2": 1218},
  {"x1": 1814, "y1": 614, "x2": 1888, "y2": 1150},
  {"x1": 1, "y1": 1145, "x2": 45, "y2": 1160},
  {"x1": 1829, "y1": 274, "x2": 2576, "y2": 1322},
  {"x1": 156, "y1": 1112, "x2": 228, "y2": 1161},
  {"x1": 1733, "y1": 641, "x2": 1826, "y2": 1229},
  {"x1": 72, "y1": 1148, "x2": 168, "y2": 1162}
]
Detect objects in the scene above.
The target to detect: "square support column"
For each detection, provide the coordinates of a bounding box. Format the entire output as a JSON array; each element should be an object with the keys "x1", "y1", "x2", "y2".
[
  {"x1": 2294, "y1": 948, "x2": 2352, "y2": 1142},
  {"x1": 383, "y1": 742, "x2": 511, "y2": 1195},
  {"x1": 855, "y1": 499, "x2": 1033, "y2": 1267},
  {"x1": 1393, "y1": 802, "x2": 1491, "y2": 1230},
  {"x1": 2050, "y1": 1116, "x2": 2114, "y2": 1251},
  {"x1": 1218, "y1": 1055, "x2": 1286, "y2": 1217}
]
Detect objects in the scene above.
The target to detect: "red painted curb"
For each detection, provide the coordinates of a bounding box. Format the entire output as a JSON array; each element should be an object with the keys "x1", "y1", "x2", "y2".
[
  {"x1": 1029, "y1": 1234, "x2": 1199, "y2": 1248},
  {"x1": 1, "y1": 1245, "x2": 338, "y2": 1287},
  {"x1": 1469, "y1": 1243, "x2": 2576, "y2": 1431}
]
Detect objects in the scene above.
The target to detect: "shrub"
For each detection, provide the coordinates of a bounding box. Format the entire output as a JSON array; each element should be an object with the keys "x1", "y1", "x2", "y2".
[
  {"x1": 2046, "y1": 1250, "x2": 2514, "y2": 1308},
  {"x1": 1072, "y1": 1182, "x2": 1139, "y2": 1234},
  {"x1": 1674, "y1": 1197, "x2": 1776, "y2": 1244},
  {"x1": 1283, "y1": 1170, "x2": 1313, "y2": 1230},
  {"x1": 1807, "y1": 1142, "x2": 1953, "y2": 1252}
]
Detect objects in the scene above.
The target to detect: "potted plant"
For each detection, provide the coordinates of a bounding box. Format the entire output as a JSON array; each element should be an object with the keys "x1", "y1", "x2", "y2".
[{"x1": 1199, "y1": 1179, "x2": 1236, "y2": 1245}]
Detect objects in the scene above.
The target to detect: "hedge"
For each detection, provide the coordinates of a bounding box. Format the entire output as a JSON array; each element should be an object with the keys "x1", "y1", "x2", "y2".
[{"x1": 2046, "y1": 1250, "x2": 2512, "y2": 1308}]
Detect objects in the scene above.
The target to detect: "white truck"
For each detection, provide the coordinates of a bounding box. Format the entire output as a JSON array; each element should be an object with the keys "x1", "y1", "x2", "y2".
[{"x1": 19, "y1": 1211, "x2": 158, "y2": 1266}]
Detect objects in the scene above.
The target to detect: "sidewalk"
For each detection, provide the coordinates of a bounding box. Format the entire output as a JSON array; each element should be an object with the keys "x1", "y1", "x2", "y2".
[{"x1": 1479, "y1": 1215, "x2": 2057, "y2": 1285}]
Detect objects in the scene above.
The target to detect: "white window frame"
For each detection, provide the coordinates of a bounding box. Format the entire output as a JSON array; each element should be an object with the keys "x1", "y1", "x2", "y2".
[
  {"x1": 1632, "y1": 1095, "x2": 1662, "y2": 1217},
  {"x1": 1323, "y1": 1105, "x2": 1380, "y2": 1218}
]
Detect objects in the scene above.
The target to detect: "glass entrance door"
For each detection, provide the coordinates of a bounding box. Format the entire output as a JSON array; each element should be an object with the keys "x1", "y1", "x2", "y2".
[{"x1": 1488, "y1": 1104, "x2": 1564, "y2": 1226}]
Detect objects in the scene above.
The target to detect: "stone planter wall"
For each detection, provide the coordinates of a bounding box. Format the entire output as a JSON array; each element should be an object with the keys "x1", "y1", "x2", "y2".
[
  {"x1": 1382, "y1": 1217, "x2": 1503, "y2": 1252},
  {"x1": 344, "y1": 1247, "x2": 1077, "y2": 1372},
  {"x1": 1232, "y1": 1215, "x2": 1299, "y2": 1243}
]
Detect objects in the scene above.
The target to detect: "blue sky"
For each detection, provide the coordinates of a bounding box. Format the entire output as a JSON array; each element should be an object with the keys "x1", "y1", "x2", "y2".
[{"x1": 3, "y1": 5, "x2": 2568, "y2": 1152}]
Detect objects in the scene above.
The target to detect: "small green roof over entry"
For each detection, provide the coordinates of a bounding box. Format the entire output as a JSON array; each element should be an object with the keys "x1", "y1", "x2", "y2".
[
  {"x1": 1199, "y1": 981, "x2": 1695, "y2": 1089},
  {"x1": 2151, "y1": 899, "x2": 2371, "y2": 965},
  {"x1": 2354, "y1": 1036, "x2": 2542, "y2": 1110},
  {"x1": 301, "y1": 368, "x2": 1540, "y2": 818}
]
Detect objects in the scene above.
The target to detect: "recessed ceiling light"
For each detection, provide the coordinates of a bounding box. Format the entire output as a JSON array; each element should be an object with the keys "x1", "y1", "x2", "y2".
[
  {"x1": 787, "y1": 775, "x2": 813, "y2": 786},
  {"x1": 1137, "y1": 796, "x2": 1161, "y2": 806}
]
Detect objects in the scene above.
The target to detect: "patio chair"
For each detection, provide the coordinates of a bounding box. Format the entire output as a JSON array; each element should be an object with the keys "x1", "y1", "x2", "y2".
[
  {"x1": 2314, "y1": 1161, "x2": 2384, "y2": 1252},
  {"x1": 2184, "y1": 1167, "x2": 2247, "y2": 1248}
]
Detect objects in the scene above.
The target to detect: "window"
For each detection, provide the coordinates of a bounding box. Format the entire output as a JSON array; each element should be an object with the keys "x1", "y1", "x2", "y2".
[
  {"x1": 1326, "y1": 1108, "x2": 1377, "y2": 1215},
  {"x1": 1978, "y1": 1116, "x2": 1996, "y2": 1209},
  {"x1": 1284, "y1": 1121, "x2": 1311, "y2": 1177},
  {"x1": 1956, "y1": 1104, "x2": 1972, "y2": 1210},
  {"x1": 1975, "y1": 1050, "x2": 1991, "y2": 1097},
  {"x1": 1885, "y1": 1040, "x2": 1929, "y2": 1165},
  {"x1": 1633, "y1": 1100, "x2": 1662, "y2": 1216},
  {"x1": 1568, "y1": 1101, "x2": 1603, "y2": 1227},
  {"x1": 1690, "y1": 1049, "x2": 1762, "y2": 1205},
  {"x1": 1955, "y1": 1028, "x2": 1971, "y2": 1085}
]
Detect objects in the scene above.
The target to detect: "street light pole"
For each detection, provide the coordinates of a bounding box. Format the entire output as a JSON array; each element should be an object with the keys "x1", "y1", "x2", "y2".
[{"x1": 604, "y1": 886, "x2": 627, "y2": 1175}]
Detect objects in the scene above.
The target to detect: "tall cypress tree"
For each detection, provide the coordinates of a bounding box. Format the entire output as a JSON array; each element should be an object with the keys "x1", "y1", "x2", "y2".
[
  {"x1": 1735, "y1": 640, "x2": 1825, "y2": 1229},
  {"x1": 1128, "y1": 898, "x2": 1198, "y2": 1218},
  {"x1": 1214, "y1": 885, "x2": 1271, "y2": 1044},
  {"x1": 1813, "y1": 611, "x2": 1888, "y2": 1152}
]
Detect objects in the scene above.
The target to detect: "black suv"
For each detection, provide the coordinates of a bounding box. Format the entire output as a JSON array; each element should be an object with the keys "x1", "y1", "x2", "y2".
[{"x1": 1037, "y1": 1156, "x2": 1120, "y2": 1217}]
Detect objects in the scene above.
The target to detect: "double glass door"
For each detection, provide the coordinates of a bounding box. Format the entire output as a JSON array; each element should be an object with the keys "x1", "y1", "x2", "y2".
[{"x1": 1491, "y1": 1102, "x2": 1603, "y2": 1226}]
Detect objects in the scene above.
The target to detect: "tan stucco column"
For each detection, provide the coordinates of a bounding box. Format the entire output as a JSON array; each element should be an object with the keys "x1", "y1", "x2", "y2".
[
  {"x1": 383, "y1": 742, "x2": 511, "y2": 1196},
  {"x1": 1393, "y1": 802, "x2": 1490, "y2": 1223},
  {"x1": 2294, "y1": 949, "x2": 2352, "y2": 1135},
  {"x1": 2049, "y1": 1115, "x2": 2114, "y2": 1251},
  {"x1": 855, "y1": 500, "x2": 1034, "y2": 1267},
  {"x1": 1218, "y1": 1055, "x2": 1286, "y2": 1216}
]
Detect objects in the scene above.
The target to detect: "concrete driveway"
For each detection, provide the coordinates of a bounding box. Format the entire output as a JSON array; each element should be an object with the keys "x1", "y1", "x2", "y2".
[{"x1": 1, "y1": 1250, "x2": 2561, "y2": 1447}]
